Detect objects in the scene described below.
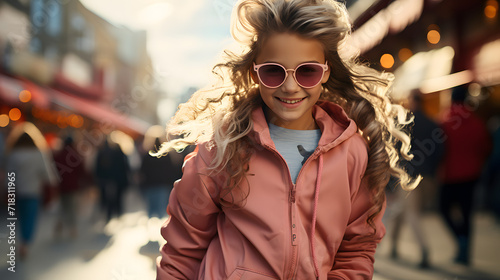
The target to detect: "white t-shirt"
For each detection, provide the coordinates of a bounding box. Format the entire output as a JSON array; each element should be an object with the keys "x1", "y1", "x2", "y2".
[{"x1": 269, "y1": 123, "x2": 321, "y2": 183}]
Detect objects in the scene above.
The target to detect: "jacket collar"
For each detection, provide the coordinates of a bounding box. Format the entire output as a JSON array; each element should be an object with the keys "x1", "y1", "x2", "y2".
[{"x1": 251, "y1": 101, "x2": 358, "y2": 152}]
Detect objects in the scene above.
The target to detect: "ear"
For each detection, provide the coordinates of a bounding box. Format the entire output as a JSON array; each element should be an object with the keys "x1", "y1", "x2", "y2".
[
  {"x1": 250, "y1": 69, "x2": 259, "y2": 84},
  {"x1": 321, "y1": 64, "x2": 331, "y2": 84}
]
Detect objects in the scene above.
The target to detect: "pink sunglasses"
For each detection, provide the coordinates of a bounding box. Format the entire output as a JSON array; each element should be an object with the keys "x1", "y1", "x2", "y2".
[{"x1": 253, "y1": 62, "x2": 329, "y2": 88}]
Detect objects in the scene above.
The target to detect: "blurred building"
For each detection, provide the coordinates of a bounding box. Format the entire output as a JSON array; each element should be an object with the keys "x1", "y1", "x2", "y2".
[
  {"x1": 346, "y1": 0, "x2": 500, "y2": 120},
  {"x1": 0, "y1": 0, "x2": 159, "y2": 139}
]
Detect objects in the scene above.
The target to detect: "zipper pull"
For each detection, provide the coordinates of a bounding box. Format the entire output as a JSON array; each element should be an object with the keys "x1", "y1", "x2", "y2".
[
  {"x1": 291, "y1": 202, "x2": 297, "y2": 246},
  {"x1": 290, "y1": 188, "x2": 296, "y2": 203},
  {"x1": 290, "y1": 185, "x2": 298, "y2": 246}
]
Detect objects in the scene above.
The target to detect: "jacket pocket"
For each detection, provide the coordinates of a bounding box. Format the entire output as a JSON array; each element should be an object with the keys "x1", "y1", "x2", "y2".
[{"x1": 226, "y1": 267, "x2": 279, "y2": 280}]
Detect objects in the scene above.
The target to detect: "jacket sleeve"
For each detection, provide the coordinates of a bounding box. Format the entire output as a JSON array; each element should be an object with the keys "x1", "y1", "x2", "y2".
[
  {"x1": 328, "y1": 141, "x2": 386, "y2": 280},
  {"x1": 156, "y1": 145, "x2": 221, "y2": 280}
]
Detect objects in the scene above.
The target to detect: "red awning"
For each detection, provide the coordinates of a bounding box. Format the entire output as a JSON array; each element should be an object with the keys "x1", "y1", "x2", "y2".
[
  {"x1": 0, "y1": 74, "x2": 51, "y2": 108},
  {"x1": 1, "y1": 74, "x2": 150, "y2": 135},
  {"x1": 0, "y1": 74, "x2": 23, "y2": 105},
  {"x1": 48, "y1": 89, "x2": 150, "y2": 135},
  {"x1": 20, "y1": 78, "x2": 51, "y2": 108}
]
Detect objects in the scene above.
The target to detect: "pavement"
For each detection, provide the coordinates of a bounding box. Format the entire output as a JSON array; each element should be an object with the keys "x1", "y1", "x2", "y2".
[
  {"x1": 0, "y1": 187, "x2": 499, "y2": 280},
  {"x1": 374, "y1": 213, "x2": 500, "y2": 280}
]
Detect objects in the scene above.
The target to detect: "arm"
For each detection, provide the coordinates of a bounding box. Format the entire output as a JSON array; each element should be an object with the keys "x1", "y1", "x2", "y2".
[
  {"x1": 328, "y1": 139, "x2": 386, "y2": 280},
  {"x1": 327, "y1": 177, "x2": 386, "y2": 280},
  {"x1": 156, "y1": 145, "x2": 221, "y2": 280}
]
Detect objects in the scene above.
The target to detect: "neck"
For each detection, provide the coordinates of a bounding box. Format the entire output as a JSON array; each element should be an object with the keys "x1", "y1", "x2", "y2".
[{"x1": 265, "y1": 109, "x2": 318, "y2": 130}]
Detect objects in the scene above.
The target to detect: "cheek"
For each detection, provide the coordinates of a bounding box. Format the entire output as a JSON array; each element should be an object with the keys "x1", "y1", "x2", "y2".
[
  {"x1": 259, "y1": 86, "x2": 275, "y2": 101},
  {"x1": 306, "y1": 87, "x2": 323, "y2": 99},
  {"x1": 259, "y1": 85, "x2": 273, "y2": 95}
]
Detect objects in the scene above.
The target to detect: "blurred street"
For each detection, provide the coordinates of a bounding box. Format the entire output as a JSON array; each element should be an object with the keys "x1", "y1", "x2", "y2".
[
  {"x1": 0, "y1": 186, "x2": 160, "y2": 280},
  {"x1": 375, "y1": 213, "x2": 500, "y2": 280},
  {"x1": 0, "y1": 186, "x2": 499, "y2": 280}
]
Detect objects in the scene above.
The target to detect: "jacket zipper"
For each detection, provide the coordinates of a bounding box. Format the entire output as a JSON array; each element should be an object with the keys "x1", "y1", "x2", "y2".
[
  {"x1": 263, "y1": 144, "x2": 298, "y2": 279},
  {"x1": 264, "y1": 144, "x2": 323, "y2": 279},
  {"x1": 290, "y1": 148, "x2": 322, "y2": 280},
  {"x1": 289, "y1": 183, "x2": 298, "y2": 279}
]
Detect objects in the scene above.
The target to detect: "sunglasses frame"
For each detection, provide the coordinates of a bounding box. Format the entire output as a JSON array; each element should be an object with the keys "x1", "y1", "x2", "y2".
[{"x1": 253, "y1": 61, "x2": 329, "y2": 89}]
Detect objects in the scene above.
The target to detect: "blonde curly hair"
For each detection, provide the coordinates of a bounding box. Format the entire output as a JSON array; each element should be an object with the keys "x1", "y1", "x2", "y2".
[{"x1": 156, "y1": 0, "x2": 420, "y2": 228}]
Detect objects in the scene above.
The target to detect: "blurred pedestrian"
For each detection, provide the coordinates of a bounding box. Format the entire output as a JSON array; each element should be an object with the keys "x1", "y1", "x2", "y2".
[
  {"x1": 139, "y1": 137, "x2": 185, "y2": 220},
  {"x1": 94, "y1": 137, "x2": 130, "y2": 222},
  {"x1": 53, "y1": 135, "x2": 90, "y2": 239},
  {"x1": 4, "y1": 123, "x2": 58, "y2": 259},
  {"x1": 485, "y1": 119, "x2": 500, "y2": 223},
  {"x1": 439, "y1": 85, "x2": 492, "y2": 265},
  {"x1": 386, "y1": 90, "x2": 444, "y2": 268}
]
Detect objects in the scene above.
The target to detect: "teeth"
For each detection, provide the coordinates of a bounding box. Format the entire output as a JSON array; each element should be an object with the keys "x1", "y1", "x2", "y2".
[{"x1": 278, "y1": 97, "x2": 304, "y2": 104}]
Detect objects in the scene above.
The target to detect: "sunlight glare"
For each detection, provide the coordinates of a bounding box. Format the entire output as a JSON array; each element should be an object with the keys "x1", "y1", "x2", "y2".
[{"x1": 136, "y1": 2, "x2": 173, "y2": 27}]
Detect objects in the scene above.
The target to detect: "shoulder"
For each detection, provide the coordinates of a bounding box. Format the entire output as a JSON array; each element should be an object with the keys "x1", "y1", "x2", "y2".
[
  {"x1": 346, "y1": 132, "x2": 368, "y2": 158},
  {"x1": 180, "y1": 142, "x2": 220, "y2": 180},
  {"x1": 345, "y1": 132, "x2": 369, "y2": 176},
  {"x1": 173, "y1": 143, "x2": 223, "y2": 204},
  {"x1": 185, "y1": 142, "x2": 215, "y2": 166}
]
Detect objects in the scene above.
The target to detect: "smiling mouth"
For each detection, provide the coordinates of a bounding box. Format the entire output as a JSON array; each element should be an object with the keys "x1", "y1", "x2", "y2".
[{"x1": 276, "y1": 97, "x2": 306, "y2": 104}]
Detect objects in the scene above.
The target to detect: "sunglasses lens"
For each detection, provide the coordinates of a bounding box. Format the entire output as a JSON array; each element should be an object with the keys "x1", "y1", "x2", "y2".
[
  {"x1": 258, "y1": 65, "x2": 286, "y2": 87},
  {"x1": 296, "y1": 64, "x2": 324, "y2": 88}
]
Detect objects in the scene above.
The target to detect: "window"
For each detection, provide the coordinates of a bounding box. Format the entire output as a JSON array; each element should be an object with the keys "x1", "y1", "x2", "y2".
[{"x1": 46, "y1": 0, "x2": 62, "y2": 37}]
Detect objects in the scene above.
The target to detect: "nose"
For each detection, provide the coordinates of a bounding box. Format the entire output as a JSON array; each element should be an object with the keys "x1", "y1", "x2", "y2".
[{"x1": 281, "y1": 70, "x2": 300, "y2": 93}]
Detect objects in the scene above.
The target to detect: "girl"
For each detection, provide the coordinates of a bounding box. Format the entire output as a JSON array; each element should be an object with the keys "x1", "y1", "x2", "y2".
[{"x1": 156, "y1": 0, "x2": 418, "y2": 279}]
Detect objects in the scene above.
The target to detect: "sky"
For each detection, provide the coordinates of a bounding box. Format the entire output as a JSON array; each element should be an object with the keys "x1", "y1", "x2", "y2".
[{"x1": 80, "y1": 0, "x2": 238, "y2": 121}]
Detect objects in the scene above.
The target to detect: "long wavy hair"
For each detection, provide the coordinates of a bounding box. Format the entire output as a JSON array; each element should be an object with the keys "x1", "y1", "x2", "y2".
[{"x1": 156, "y1": 0, "x2": 420, "y2": 228}]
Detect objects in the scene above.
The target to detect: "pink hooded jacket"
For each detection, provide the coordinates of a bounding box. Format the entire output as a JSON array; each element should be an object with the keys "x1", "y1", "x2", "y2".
[{"x1": 157, "y1": 101, "x2": 386, "y2": 280}]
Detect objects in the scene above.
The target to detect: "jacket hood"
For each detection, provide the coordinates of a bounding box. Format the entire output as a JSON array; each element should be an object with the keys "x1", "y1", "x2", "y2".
[{"x1": 251, "y1": 100, "x2": 359, "y2": 152}]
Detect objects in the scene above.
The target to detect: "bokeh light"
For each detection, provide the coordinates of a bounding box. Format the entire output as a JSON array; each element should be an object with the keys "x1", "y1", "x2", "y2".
[
  {"x1": 469, "y1": 83, "x2": 482, "y2": 97},
  {"x1": 428, "y1": 24, "x2": 440, "y2": 31},
  {"x1": 485, "y1": 0, "x2": 498, "y2": 19},
  {"x1": 380, "y1": 53, "x2": 395, "y2": 69},
  {"x1": 0, "y1": 114, "x2": 9, "y2": 127},
  {"x1": 110, "y1": 130, "x2": 135, "y2": 155},
  {"x1": 427, "y1": 30, "x2": 441, "y2": 44},
  {"x1": 9, "y1": 108, "x2": 22, "y2": 121},
  {"x1": 57, "y1": 115, "x2": 68, "y2": 128},
  {"x1": 69, "y1": 114, "x2": 84, "y2": 128},
  {"x1": 19, "y1": 90, "x2": 32, "y2": 103},
  {"x1": 398, "y1": 48, "x2": 413, "y2": 62}
]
